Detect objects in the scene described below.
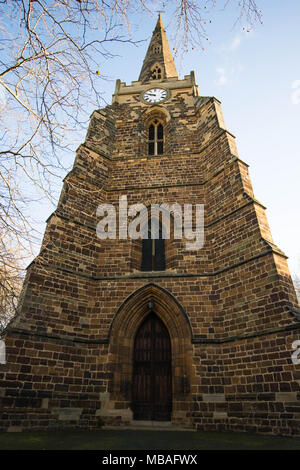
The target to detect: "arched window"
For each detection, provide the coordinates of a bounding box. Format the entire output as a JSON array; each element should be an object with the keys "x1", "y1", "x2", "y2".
[
  {"x1": 148, "y1": 120, "x2": 163, "y2": 156},
  {"x1": 151, "y1": 65, "x2": 162, "y2": 80},
  {"x1": 141, "y1": 221, "x2": 165, "y2": 271}
]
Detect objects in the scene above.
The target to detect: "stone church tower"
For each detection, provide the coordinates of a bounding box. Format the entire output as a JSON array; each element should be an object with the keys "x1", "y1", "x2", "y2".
[{"x1": 1, "y1": 16, "x2": 300, "y2": 435}]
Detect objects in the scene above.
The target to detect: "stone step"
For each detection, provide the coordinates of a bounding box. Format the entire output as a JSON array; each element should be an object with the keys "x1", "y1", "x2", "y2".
[{"x1": 103, "y1": 421, "x2": 195, "y2": 432}]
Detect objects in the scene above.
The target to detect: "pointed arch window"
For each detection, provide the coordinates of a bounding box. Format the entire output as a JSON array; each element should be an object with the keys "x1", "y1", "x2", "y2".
[
  {"x1": 148, "y1": 120, "x2": 164, "y2": 156},
  {"x1": 151, "y1": 65, "x2": 162, "y2": 80},
  {"x1": 141, "y1": 221, "x2": 165, "y2": 271}
]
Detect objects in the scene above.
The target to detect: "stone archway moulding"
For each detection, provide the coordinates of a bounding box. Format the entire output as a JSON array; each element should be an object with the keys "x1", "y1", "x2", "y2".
[
  {"x1": 108, "y1": 282, "x2": 193, "y2": 344},
  {"x1": 105, "y1": 283, "x2": 195, "y2": 426}
]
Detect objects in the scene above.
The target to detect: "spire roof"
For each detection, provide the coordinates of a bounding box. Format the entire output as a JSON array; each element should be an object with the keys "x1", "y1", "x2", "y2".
[{"x1": 138, "y1": 14, "x2": 178, "y2": 83}]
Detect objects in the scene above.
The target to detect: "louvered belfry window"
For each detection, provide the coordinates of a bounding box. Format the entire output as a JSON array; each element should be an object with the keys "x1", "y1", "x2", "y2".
[
  {"x1": 141, "y1": 221, "x2": 165, "y2": 271},
  {"x1": 148, "y1": 120, "x2": 164, "y2": 156},
  {"x1": 151, "y1": 65, "x2": 162, "y2": 79},
  {"x1": 153, "y1": 45, "x2": 161, "y2": 54}
]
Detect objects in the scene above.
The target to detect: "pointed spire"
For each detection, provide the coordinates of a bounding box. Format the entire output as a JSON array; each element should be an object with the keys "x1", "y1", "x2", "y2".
[{"x1": 138, "y1": 14, "x2": 178, "y2": 83}]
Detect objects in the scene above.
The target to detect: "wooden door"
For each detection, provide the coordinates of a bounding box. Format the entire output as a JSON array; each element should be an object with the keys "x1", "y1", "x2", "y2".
[{"x1": 132, "y1": 313, "x2": 172, "y2": 421}]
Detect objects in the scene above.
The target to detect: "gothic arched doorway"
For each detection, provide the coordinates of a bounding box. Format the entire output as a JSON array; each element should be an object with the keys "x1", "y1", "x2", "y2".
[{"x1": 132, "y1": 312, "x2": 172, "y2": 421}]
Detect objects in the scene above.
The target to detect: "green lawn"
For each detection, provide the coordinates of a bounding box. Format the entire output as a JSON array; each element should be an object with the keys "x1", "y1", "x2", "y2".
[{"x1": 0, "y1": 429, "x2": 300, "y2": 450}]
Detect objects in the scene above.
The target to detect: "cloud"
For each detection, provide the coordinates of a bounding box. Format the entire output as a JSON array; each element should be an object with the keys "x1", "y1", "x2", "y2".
[
  {"x1": 229, "y1": 35, "x2": 241, "y2": 51},
  {"x1": 220, "y1": 35, "x2": 242, "y2": 54},
  {"x1": 215, "y1": 64, "x2": 244, "y2": 86},
  {"x1": 216, "y1": 67, "x2": 227, "y2": 86},
  {"x1": 291, "y1": 80, "x2": 300, "y2": 105}
]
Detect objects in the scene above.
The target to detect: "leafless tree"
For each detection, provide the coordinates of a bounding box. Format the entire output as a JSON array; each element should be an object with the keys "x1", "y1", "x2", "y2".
[
  {"x1": 171, "y1": 0, "x2": 262, "y2": 52},
  {"x1": 0, "y1": 0, "x2": 261, "y2": 330},
  {"x1": 0, "y1": 240, "x2": 23, "y2": 333}
]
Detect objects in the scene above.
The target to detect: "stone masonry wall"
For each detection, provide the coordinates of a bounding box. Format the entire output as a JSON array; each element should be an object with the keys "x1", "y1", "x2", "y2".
[{"x1": 1, "y1": 78, "x2": 299, "y2": 434}]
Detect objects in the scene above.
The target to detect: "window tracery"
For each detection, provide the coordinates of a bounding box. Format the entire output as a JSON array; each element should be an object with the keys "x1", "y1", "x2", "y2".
[{"x1": 148, "y1": 120, "x2": 164, "y2": 156}]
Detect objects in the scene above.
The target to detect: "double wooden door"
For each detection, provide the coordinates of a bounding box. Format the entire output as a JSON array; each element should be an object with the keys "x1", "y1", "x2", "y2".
[{"x1": 132, "y1": 313, "x2": 172, "y2": 421}]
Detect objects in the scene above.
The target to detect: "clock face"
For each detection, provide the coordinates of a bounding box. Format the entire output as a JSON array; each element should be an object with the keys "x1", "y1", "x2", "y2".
[{"x1": 143, "y1": 88, "x2": 168, "y2": 104}]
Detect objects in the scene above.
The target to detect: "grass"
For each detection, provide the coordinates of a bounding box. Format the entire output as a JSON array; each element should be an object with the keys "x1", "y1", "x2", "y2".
[{"x1": 0, "y1": 429, "x2": 300, "y2": 450}]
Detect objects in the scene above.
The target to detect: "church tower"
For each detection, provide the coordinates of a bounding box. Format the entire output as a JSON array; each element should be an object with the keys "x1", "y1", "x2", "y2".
[{"x1": 1, "y1": 16, "x2": 300, "y2": 435}]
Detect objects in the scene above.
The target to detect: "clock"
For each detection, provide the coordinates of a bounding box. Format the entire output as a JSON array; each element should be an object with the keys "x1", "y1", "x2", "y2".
[{"x1": 142, "y1": 88, "x2": 169, "y2": 104}]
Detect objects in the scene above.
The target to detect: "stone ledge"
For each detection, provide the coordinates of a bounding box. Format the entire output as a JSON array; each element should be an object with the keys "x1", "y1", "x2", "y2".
[
  {"x1": 3, "y1": 326, "x2": 109, "y2": 345},
  {"x1": 76, "y1": 142, "x2": 112, "y2": 161},
  {"x1": 5, "y1": 320, "x2": 300, "y2": 347},
  {"x1": 193, "y1": 322, "x2": 300, "y2": 344},
  {"x1": 46, "y1": 196, "x2": 255, "y2": 235},
  {"x1": 44, "y1": 248, "x2": 280, "y2": 279},
  {"x1": 291, "y1": 307, "x2": 300, "y2": 321}
]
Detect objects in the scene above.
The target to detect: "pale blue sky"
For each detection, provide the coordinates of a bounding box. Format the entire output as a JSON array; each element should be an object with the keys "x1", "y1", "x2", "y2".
[{"x1": 30, "y1": 1, "x2": 300, "y2": 275}]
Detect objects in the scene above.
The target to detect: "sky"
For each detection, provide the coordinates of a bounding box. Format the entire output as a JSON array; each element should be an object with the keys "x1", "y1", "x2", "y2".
[{"x1": 30, "y1": 0, "x2": 300, "y2": 276}]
